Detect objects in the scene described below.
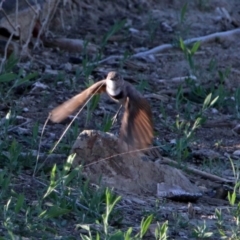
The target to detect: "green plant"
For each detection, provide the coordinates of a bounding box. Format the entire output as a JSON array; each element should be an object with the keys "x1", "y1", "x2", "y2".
[
  {"x1": 213, "y1": 158, "x2": 240, "y2": 239},
  {"x1": 100, "y1": 19, "x2": 126, "y2": 52},
  {"x1": 99, "y1": 113, "x2": 113, "y2": 132},
  {"x1": 146, "y1": 13, "x2": 159, "y2": 43},
  {"x1": 179, "y1": 38, "x2": 201, "y2": 75},
  {"x1": 80, "y1": 193, "x2": 155, "y2": 240},
  {"x1": 234, "y1": 87, "x2": 240, "y2": 118},
  {"x1": 84, "y1": 78, "x2": 101, "y2": 125},
  {"x1": 0, "y1": 54, "x2": 38, "y2": 102},
  {"x1": 173, "y1": 93, "x2": 219, "y2": 161},
  {"x1": 192, "y1": 220, "x2": 213, "y2": 238},
  {"x1": 154, "y1": 221, "x2": 168, "y2": 240},
  {"x1": 136, "y1": 77, "x2": 150, "y2": 93},
  {"x1": 173, "y1": 3, "x2": 191, "y2": 42},
  {"x1": 172, "y1": 212, "x2": 189, "y2": 231}
]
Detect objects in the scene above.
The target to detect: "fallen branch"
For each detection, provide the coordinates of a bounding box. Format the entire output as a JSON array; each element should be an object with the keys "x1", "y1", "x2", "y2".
[
  {"x1": 94, "y1": 28, "x2": 240, "y2": 64},
  {"x1": 155, "y1": 75, "x2": 197, "y2": 83},
  {"x1": 158, "y1": 157, "x2": 234, "y2": 184},
  {"x1": 144, "y1": 93, "x2": 169, "y2": 102},
  {"x1": 133, "y1": 28, "x2": 240, "y2": 58}
]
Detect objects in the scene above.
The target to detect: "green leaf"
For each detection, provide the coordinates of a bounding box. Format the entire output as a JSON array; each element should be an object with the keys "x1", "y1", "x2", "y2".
[
  {"x1": 79, "y1": 224, "x2": 90, "y2": 231},
  {"x1": 124, "y1": 227, "x2": 132, "y2": 240},
  {"x1": 139, "y1": 215, "x2": 153, "y2": 238},
  {"x1": 80, "y1": 235, "x2": 91, "y2": 240},
  {"x1": 101, "y1": 19, "x2": 126, "y2": 48},
  {"x1": 109, "y1": 231, "x2": 124, "y2": 240},
  {"x1": 62, "y1": 166, "x2": 79, "y2": 186},
  {"x1": 90, "y1": 94, "x2": 100, "y2": 111},
  {"x1": 228, "y1": 191, "x2": 236, "y2": 206},
  {"x1": 180, "y1": 3, "x2": 188, "y2": 23},
  {"x1": 63, "y1": 153, "x2": 76, "y2": 175},
  {"x1": 43, "y1": 164, "x2": 57, "y2": 198},
  {"x1": 210, "y1": 95, "x2": 219, "y2": 107},
  {"x1": 191, "y1": 41, "x2": 200, "y2": 54},
  {"x1": 19, "y1": 72, "x2": 38, "y2": 83},
  {"x1": 14, "y1": 194, "x2": 24, "y2": 213},
  {"x1": 192, "y1": 117, "x2": 202, "y2": 131},
  {"x1": 179, "y1": 38, "x2": 185, "y2": 51},
  {"x1": 202, "y1": 93, "x2": 212, "y2": 109},
  {"x1": 102, "y1": 114, "x2": 113, "y2": 132},
  {"x1": 40, "y1": 205, "x2": 71, "y2": 219},
  {"x1": 3, "y1": 53, "x2": 18, "y2": 72},
  {"x1": 0, "y1": 73, "x2": 17, "y2": 83},
  {"x1": 96, "y1": 233, "x2": 100, "y2": 240},
  {"x1": 5, "y1": 197, "x2": 12, "y2": 211},
  {"x1": 159, "y1": 221, "x2": 168, "y2": 239}
]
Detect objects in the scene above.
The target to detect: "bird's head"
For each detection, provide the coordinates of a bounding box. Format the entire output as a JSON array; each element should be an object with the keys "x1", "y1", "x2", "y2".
[
  {"x1": 106, "y1": 71, "x2": 124, "y2": 97},
  {"x1": 106, "y1": 71, "x2": 123, "y2": 81}
]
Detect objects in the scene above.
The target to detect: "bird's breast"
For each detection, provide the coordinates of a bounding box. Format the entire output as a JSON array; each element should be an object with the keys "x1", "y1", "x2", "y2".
[{"x1": 109, "y1": 91, "x2": 126, "y2": 104}]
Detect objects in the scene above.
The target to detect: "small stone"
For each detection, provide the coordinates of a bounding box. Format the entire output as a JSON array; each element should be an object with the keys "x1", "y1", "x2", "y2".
[
  {"x1": 233, "y1": 124, "x2": 240, "y2": 134},
  {"x1": 44, "y1": 69, "x2": 59, "y2": 75},
  {"x1": 161, "y1": 21, "x2": 173, "y2": 32},
  {"x1": 129, "y1": 28, "x2": 139, "y2": 33},
  {"x1": 170, "y1": 139, "x2": 176, "y2": 144},
  {"x1": 233, "y1": 150, "x2": 240, "y2": 156},
  {"x1": 64, "y1": 62, "x2": 73, "y2": 72},
  {"x1": 211, "y1": 108, "x2": 218, "y2": 114}
]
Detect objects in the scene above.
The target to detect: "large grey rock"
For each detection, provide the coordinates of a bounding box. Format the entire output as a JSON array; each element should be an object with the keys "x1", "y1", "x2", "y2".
[{"x1": 71, "y1": 130, "x2": 201, "y2": 199}]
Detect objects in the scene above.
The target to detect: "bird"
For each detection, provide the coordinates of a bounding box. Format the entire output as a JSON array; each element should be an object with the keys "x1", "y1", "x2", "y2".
[{"x1": 50, "y1": 71, "x2": 153, "y2": 150}]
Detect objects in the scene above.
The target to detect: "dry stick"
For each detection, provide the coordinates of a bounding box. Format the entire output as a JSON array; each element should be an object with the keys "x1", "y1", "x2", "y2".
[
  {"x1": 144, "y1": 93, "x2": 169, "y2": 102},
  {"x1": 0, "y1": 0, "x2": 20, "y2": 72},
  {"x1": 156, "y1": 75, "x2": 197, "y2": 83},
  {"x1": 0, "y1": 31, "x2": 16, "y2": 72},
  {"x1": 20, "y1": 5, "x2": 40, "y2": 57},
  {"x1": 7, "y1": 118, "x2": 32, "y2": 132},
  {"x1": 111, "y1": 105, "x2": 123, "y2": 125},
  {"x1": 84, "y1": 146, "x2": 161, "y2": 168},
  {"x1": 33, "y1": 116, "x2": 50, "y2": 177},
  {"x1": 133, "y1": 28, "x2": 240, "y2": 58},
  {"x1": 94, "y1": 28, "x2": 240, "y2": 64},
  {"x1": 159, "y1": 157, "x2": 233, "y2": 184},
  {"x1": 24, "y1": 0, "x2": 39, "y2": 15},
  {"x1": 15, "y1": 0, "x2": 19, "y2": 30},
  {"x1": 34, "y1": 0, "x2": 61, "y2": 49},
  {"x1": 95, "y1": 55, "x2": 123, "y2": 65}
]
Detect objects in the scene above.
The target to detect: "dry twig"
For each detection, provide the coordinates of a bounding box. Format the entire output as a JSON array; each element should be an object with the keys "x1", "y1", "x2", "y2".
[
  {"x1": 158, "y1": 157, "x2": 234, "y2": 184},
  {"x1": 133, "y1": 28, "x2": 240, "y2": 58},
  {"x1": 95, "y1": 28, "x2": 240, "y2": 64}
]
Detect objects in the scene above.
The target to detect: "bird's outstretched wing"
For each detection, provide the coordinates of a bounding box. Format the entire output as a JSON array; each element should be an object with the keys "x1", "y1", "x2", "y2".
[
  {"x1": 50, "y1": 80, "x2": 106, "y2": 122},
  {"x1": 120, "y1": 84, "x2": 153, "y2": 149}
]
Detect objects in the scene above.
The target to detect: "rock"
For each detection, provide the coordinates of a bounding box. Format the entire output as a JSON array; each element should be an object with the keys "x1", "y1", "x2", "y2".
[
  {"x1": 233, "y1": 150, "x2": 240, "y2": 156},
  {"x1": 71, "y1": 130, "x2": 200, "y2": 198}
]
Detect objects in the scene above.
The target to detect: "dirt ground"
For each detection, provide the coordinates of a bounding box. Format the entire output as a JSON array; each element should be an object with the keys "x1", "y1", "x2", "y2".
[{"x1": 2, "y1": 0, "x2": 240, "y2": 239}]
